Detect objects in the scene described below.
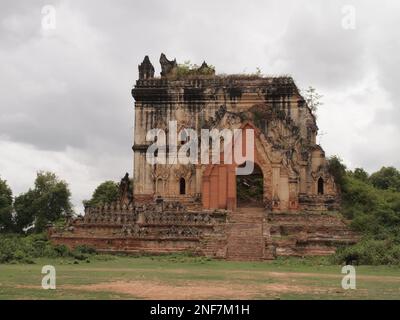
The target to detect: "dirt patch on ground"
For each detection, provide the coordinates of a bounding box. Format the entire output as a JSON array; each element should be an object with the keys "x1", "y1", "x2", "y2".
[
  {"x1": 251, "y1": 271, "x2": 400, "y2": 282},
  {"x1": 62, "y1": 279, "x2": 333, "y2": 299},
  {"x1": 71, "y1": 267, "x2": 400, "y2": 283}
]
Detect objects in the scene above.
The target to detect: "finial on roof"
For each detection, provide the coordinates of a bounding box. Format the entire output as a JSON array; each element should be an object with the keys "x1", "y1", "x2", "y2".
[
  {"x1": 159, "y1": 53, "x2": 178, "y2": 78},
  {"x1": 138, "y1": 55, "x2": 154, "y2": 80}
]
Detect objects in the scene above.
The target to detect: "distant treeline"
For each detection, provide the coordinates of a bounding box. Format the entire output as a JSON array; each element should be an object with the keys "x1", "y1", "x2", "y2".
[{"x1": 0, "y1": 172, "x2": 119, "y2": 234}]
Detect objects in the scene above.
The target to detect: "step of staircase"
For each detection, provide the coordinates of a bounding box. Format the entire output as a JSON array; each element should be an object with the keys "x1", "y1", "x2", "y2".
[
  {"x1": 266, "y1": 211, "x2": 359, "y2": 257},
  {"x1": 162, "y1": 196, "x2": 202, "y2": 210},
  {"x1": 226, "y1": 207, "x2": 265, "y2": 261}
]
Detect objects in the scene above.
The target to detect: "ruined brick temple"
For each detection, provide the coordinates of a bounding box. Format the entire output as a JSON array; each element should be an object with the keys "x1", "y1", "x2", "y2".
[{"x1": 51, "y1": 54, "x2": 357, "y2": 260}]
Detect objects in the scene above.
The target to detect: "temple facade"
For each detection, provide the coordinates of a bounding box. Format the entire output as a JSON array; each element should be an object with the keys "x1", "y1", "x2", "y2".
[
  {"x1": 50, "y1": 54, "x2": 357, "y2": 260},
  {"x1": 132, "y1": 54, "x2": 338, "y2": 212}
]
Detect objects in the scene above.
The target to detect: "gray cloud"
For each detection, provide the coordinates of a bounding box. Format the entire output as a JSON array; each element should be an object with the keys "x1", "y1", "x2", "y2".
[
  {"x1": 267, "y1": 1, "x2": 368, "y2": 89},
  {"x1": 0, "y1": 0, "x2": 399, "y2": 210}
]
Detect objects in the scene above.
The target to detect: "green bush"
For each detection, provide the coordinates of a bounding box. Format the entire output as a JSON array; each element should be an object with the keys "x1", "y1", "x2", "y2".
[
  {"x1": 341, "y1": 176, "x2": 400, "y2": 241},
  {"x1": 70, "y1": 245, "x2": 97, "y2": 261},
  {"x1": 328, "y1": 160, "x2": 400, "y2": 265},
  {"x1": 74, "y1": 244, "x2": 97, "y2": 255},
  {"x1": 333, "y1": 238, "x2": 400, "y2": 265},
  {"x1": 53, "y1": 244, "x2": 70, "y2": 257},
  {"x1": 0, "y1": 233, "x2": 96, "y2": 264}
]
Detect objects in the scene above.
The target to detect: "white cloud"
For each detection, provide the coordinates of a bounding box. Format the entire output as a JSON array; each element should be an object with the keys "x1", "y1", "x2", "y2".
[
  {"x1": 318, "y1": 73, "x2": 399, "y2": 172},
  {"x1": 0, "y1": 139, "x2": 131, "y2": 213}
]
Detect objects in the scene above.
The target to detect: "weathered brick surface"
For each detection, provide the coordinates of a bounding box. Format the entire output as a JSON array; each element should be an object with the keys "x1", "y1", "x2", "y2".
[
  {"x1": 50, "y1": 202, "x2": 358, "y2": 260},
  {"x1": 132, "y1": 55, "x2": 341, "y2": 213},
  {"x1": 226, "y1": 208, "x2": 265, "y2": 261},
  {"x1": 267, "y1": 212, "x2": 359, "y2": 257}
]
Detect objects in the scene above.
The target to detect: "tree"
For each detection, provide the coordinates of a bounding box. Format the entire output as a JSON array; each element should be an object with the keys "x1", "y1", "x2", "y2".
[
  {"x1": 341, "y1": 175, "x2": 383, "y2": 220},
  {"x1": 14, "y1": 190, "x2": 36, "y2": 233},
  {"x1": 327, "y1": 155, "x2": 347, "y2": 191},
  {"x1": 369, "y1": 166, "x2": 400, "y2": 191},
  {"x1": 351, "y1": 168, "x2": 369, "y2": 182},
  {"x1": 83, "y1": 181, "x2": 119, "y2": 208},
  {"x1": 304, "y1": 86, "x2": 323, "y2": 114},
  {"x1": 13, "y1": 171, "x2": 73, "y2": 233},
  {"x1": 0, "y1": 178, "x2": 14, "y2": 233}
]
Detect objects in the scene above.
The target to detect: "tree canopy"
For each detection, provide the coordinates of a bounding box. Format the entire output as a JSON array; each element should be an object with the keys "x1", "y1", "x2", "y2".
[
  {"x1": 332, "y1": 160, "x2": 400, "y2": 264},
  {"x1": 13, "y1": 171, "x2": 72, "y2": 233},
  {"x1": 369, "y1": 166, "x2": 400, "y2": 191},
  {"x1": 0, "y1": 178, "x2": 14, "y2": 232},
  {"x1": 327, "y1": 155, "x2": 347, "y2": 191},
  {"x1": 83, "y1": 180, "x2": 119, "y2": 208}
]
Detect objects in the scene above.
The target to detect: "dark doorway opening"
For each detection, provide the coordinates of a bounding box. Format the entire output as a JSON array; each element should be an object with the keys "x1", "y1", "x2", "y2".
[
  {"x1": 236, "y1": 162, "x2": 263, "y2": 207},
  {"x1": 179, "y1": 177, "x2": 186, "y2": 195},
  {"x1": 318, "y1": 177, "x2": 324, "y2": 195}
]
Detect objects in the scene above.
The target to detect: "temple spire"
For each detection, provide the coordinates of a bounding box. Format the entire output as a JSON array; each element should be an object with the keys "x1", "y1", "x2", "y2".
[{"x1": 138, "y1": 55, "x2": 154, "y2": 80}]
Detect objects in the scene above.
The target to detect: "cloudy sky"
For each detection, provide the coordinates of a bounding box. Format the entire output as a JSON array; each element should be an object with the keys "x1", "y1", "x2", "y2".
[{"x1": 0, "y1": 0, "x2": 399, "y2": 212}]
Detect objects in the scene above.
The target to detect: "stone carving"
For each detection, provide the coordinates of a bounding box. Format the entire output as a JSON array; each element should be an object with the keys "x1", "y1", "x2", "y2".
[
  {"x1": 282, "y1": 149, "x2": 299, "y2": 179},
  {"x1": 122, "y1": 224, "x2": 148, "y2": 237},
  {"x1": 138, "y1": 55, "x2": 154, "y2": 80},
  {"x1": 163, "y1": 201, "x2": 185, "y2": 211},
  {"x1": 174, "y1": 164, "x2": 195, "y2": 182},
  {"x1": 151, "y1": 164, "x2": 170, "y2": 180},
  {"x1": 196, "y1": 61, "x2": 215, "y2": 75},
  {"x1": 143, "y1": 210, "x2": 212, "y2": 225},
  {"x1": 202, "y1": 105, "x2": 227, "y2": 129},
  {"x1": 119, "y1": 173, "x2": 133, "y2": 205},
  {"x1": 160, "y1": 53, "x2": 177, "y2": 78},
  {"x1": 160, "y1": 226, "x2": 201, "y2": 238}
]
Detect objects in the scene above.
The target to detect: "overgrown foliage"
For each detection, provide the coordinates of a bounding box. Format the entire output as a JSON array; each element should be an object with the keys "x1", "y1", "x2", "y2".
[
  {"x1": 304, "y1": 86, "x2": 323, "y2": 114},
  {"x1": 327, "y1": 156, "x2": 347, "y2": 191},
  {"x1": 333, "y1": 239, "x2": 400, "y2": 265},
  {"x1": 329, "y1": 157, "x2": 400, "y2": 265},
  {"x1": 0, "y1": 233, "x2": 96, "y2": 264},
  {"x1": 237, "y1": 175, "x2": 264, "y2": 206},
  {"x1": 176, "y1": 60, "x2": 215, "y2": 77},
  {"x1": 369, "y1": 166, "x2": 400, "y2": 191}
]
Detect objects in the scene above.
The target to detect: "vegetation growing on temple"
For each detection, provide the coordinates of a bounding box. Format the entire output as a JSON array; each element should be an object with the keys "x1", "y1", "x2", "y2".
[{"x1": 176, "y1": 60, "x2": 215, "y2": 77}]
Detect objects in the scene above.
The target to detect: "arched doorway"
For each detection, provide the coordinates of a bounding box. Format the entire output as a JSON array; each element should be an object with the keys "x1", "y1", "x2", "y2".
[
  {"x1": 201, "y1": 122, "x2": 268, "y2": 211},
  {"x1": 179, "y1": 177, "x2": 186, "y2": 195},
  {"x1": 236, "y1": 162, "x2": 264, "y2": 207},
  {"x1": 318, "y1": 177, "x2": 324, "y2": 195}
]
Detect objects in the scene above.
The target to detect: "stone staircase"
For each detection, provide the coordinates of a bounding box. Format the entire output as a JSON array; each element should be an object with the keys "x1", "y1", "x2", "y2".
[
  {"x1": 226, "y1": 207, "x2": 265, "y2": 261},
  {"x1": 162, "y1": 195, "x2": 202, "y2": 210}
]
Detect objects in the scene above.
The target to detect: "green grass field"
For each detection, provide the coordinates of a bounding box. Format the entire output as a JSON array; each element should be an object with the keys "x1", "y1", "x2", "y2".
[{"x1": 1, "y1": 254, "x2": 400, "y2": 300}]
